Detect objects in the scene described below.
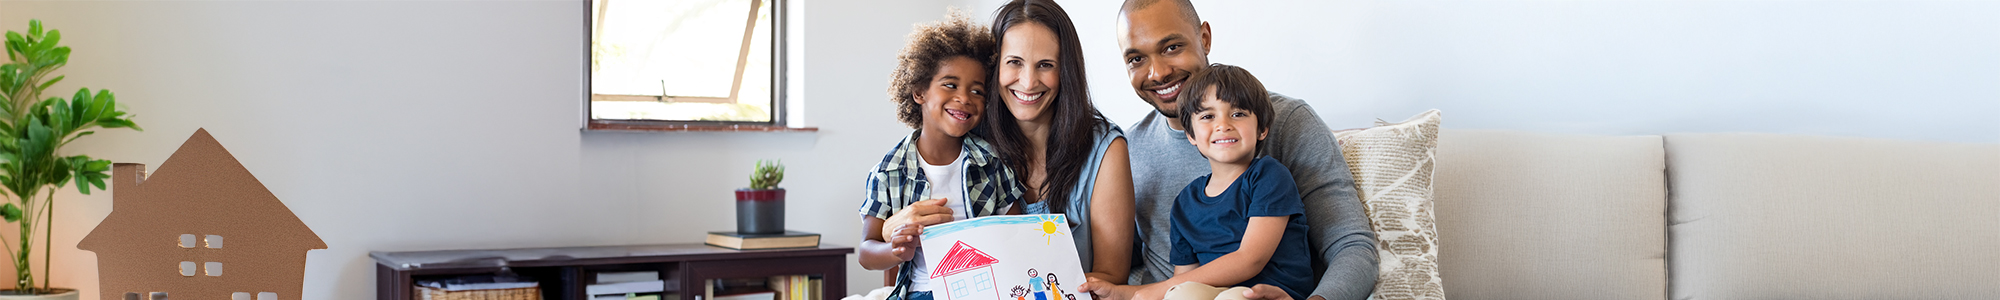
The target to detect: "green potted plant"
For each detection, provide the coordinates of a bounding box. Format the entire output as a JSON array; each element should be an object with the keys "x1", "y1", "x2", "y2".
[
  {"x1": 0, "y1": 20, "x2": 141, "y2": 299},
  {"x1": 735, "y1": 160, "x2": 785, "y2": 234}
]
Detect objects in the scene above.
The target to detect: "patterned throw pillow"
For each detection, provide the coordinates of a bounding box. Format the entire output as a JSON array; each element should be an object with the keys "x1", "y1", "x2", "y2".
[{"x1": 1333, "y1": 109, "x2": 1444, "y2": 300}]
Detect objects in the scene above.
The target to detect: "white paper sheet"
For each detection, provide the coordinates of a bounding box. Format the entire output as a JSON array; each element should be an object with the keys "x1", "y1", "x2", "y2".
[{"x1": 920, "y1": 214, "x2": 1087, "y2": 300}]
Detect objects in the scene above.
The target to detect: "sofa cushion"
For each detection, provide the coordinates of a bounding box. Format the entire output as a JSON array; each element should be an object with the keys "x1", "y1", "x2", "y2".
[
  {"x1": 1665, "y1": 133, "x2": 2000, "y2": 299},
  {"x1": 1334, "y1": 109, "x2": 1444, "y2": 300},
  {"x1": 1432, "y1": 129, "x2": 1667, "y2": 300}
]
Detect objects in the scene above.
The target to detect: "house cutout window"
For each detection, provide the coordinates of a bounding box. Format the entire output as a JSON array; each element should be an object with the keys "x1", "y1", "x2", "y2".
[
  {"x1": 233, "y1": 292, "x2": 251, "y2": 300},
  {"x1": 178, "y1": 234, "x2": 196, "y2": 248},
  {"x1": 149, "y1": 292, "x2": 168, "y2": 300},
  {"x1": 178, "y1": 261, "x2": 196, "y2": 276},
  {"x1": 206, "y1": 235, "x2": 224, "y2": 248},
  {"x1": 205, "y1": 262, "x2": 223, "y2": 276},
  {"x1": 258, "y1": 292, "x2": 277, "y2": 300},
  {"x1": 124, "y1": 292, "x2": 138, "y2": 300}
]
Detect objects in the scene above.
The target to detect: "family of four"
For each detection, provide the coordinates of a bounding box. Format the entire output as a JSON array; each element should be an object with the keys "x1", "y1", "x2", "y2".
[{"x1": 854, "y1": 1, "x2": 1378, "y2": 300}]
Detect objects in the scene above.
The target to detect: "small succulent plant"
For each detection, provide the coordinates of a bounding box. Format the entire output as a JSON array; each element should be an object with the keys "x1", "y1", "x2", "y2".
[{"x1": 748, "y1": 160, "x2": 784, "y2": 190}]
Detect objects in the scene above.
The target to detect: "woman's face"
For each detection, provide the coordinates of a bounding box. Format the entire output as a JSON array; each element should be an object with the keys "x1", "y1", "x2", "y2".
[{"x1": 998, "y1": 22, "x2": 1062, "y2": 125}]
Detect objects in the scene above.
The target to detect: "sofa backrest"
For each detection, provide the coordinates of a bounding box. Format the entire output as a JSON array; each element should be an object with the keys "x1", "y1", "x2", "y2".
[
  {"x1": 1664, "y1": 133, "x2": 2000, "y2": 299},
  {"x1": 1433, "y1": 129, "x2": 1669, "y2": 300}
]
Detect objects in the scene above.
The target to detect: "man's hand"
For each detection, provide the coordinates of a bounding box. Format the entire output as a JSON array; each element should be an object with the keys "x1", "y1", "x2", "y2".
[
  {"x1": 1238, "y1": 284, "x2": 1314, "y2": 300},
  {"x1": 1131, "y1": 283, "x2": 1168, "y2": 300},
  {"x1": 881, "y1": 199, "x2": 954, "y2": 238}
]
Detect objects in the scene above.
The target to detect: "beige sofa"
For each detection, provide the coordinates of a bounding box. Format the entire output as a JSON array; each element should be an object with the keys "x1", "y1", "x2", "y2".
[{"x1": 1431, "y1": 130, "x2": 1999, "y2": 299}]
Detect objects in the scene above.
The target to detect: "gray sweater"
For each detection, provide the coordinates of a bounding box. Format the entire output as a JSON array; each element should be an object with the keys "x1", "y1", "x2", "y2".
[{"x1": 1126, "y1": 93, "x2": 1378, "y2": 300}]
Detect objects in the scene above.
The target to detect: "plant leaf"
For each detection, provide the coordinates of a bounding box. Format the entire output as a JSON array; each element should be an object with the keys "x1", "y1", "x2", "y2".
[{"x1": 0, "y1": 203, "x2": 18, "y2": 223}]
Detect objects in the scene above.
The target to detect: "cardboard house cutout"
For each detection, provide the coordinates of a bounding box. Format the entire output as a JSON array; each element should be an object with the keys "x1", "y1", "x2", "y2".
[
  {"x1": 78, "y1": 129, "x2": 325, "y2": 300},
  {"x1": 931, "y1": 241, "x2": 1000, "y2": 300}
]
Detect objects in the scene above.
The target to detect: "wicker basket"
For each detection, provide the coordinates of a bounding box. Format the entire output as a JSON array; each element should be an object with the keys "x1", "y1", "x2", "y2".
[{"x1": 415, "y1": 285, "x2": 543, "y2": 300}]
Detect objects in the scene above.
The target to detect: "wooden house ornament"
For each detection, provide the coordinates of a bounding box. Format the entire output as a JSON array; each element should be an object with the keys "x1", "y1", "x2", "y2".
[{"x1": 78, "y1": 129, "x2": 325, "y2": 300}]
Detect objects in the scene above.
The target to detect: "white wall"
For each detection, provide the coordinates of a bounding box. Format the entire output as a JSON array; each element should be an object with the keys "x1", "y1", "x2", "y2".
[
  {"x1": 0, "y1": 0, "x2": 955, "y2": 298},
  {"x1": 966, "y1": 0, "x2": 2000, "y2": 143},
  {"x1": 1, "y1": 0, "x2": 1996, "y2": 299}
]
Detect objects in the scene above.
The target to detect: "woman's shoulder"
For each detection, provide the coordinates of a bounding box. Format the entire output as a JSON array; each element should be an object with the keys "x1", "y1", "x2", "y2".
[{"x1": 1090, "y1": 120, "x2": 1126, "y2": 145}]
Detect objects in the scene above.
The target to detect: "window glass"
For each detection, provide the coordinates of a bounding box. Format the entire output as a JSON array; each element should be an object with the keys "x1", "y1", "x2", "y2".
[{"x1": 591, "y1": 0, "x2": 777, "y2": 122}]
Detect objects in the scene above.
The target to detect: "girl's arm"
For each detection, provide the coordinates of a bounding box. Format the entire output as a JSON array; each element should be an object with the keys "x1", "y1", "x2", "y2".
[
  {"x1": 1135, "y1": 216, "x2": 1290, "y2": 296},
  {"x1": 1087, "y1": 138, "x2": 1136, "y2": 284}
]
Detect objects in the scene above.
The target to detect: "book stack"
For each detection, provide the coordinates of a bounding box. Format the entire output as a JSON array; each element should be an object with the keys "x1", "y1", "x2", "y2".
[
  {"x1": 706, "y1": 231, "x2": 821, "y2": 250},
  {"x1": 765, "y1": 275, "x2": 820, "y2": 300},
  {"x1": 708, "y1": 278, "x2": 774, "y2": 300},
  {"x1": 589, "y1": 271, "x2": 668, "y2": 300},
  {"x1": 702, "y1": 275, "x2": 819, "y2": 300}
]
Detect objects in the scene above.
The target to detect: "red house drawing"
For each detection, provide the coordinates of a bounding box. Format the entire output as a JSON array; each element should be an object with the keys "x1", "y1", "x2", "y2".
[
  {"x1": 78, "y1": 129, "x2": 325, "y2": 300},
  {"x1": 932, "y1": 241, "x2": 1001, "y2": 300}
]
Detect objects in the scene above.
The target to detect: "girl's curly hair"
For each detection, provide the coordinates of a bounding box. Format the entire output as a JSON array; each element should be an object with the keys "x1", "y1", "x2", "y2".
[{"x1": 888, "y1": 10, "x2": 996, "y2": 129}]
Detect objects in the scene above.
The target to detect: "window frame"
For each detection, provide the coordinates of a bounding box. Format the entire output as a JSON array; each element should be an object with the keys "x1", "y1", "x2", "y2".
[{"x1": 583, "y1": 0, "x2": 801, "y2": 132}]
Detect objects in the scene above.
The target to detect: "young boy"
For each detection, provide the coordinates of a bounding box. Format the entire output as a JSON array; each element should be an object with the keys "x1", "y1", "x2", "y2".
[
  {"x1": 1155, "y1": 64, "x2": 1314, "y2": 300},
  {"x1": 857, "y1": 13, "x2": 1023, "y2": 300}
]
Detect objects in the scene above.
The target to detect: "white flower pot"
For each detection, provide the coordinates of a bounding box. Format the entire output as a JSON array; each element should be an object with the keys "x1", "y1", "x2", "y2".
[{"x1": 0, "y1": 289, "x2": 78, "y2": 300}]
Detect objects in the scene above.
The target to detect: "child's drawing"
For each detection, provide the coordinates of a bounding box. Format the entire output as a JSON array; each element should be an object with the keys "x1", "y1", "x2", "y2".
[{"x1": 922, "y1": 214, "x2": 1085, "y2": 300}]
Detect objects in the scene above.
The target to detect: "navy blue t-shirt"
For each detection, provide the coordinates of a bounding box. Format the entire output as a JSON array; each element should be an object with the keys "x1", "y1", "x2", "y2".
[{"x1": 1169, "y1": 156, "x2": 1314, "y2": 300}]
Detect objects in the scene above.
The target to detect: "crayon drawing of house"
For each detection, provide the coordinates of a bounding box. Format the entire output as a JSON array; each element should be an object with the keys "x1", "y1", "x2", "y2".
[{"x1": 932, "y1": 241, "x2": 1001, "y2": 300}]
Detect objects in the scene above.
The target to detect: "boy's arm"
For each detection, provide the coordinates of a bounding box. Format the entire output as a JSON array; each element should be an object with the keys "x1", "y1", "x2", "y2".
[
  {"x1": 1140, "y1": 216, "x2": 1291, "y2": 295},
  {"x1": 859, "y1": 215, "x2": 919, "y2": 270},
  {"x1": 1266, "y1": 94, "x2": 1378, "y2": 300}
]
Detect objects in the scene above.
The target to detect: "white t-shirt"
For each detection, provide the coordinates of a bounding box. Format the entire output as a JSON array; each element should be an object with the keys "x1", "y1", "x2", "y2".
[{"x1": 908, "y1": 151, "x2": 970, "y2": 292}]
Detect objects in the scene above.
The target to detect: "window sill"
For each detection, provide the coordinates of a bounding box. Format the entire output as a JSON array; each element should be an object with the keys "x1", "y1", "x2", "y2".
[{"x1": 586, "y1": 120, "x2": 818, "y2": 132}]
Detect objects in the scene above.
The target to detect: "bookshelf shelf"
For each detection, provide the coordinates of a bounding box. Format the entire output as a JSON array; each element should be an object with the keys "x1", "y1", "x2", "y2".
[{"x1": 373, "y1": 243, "x2": 853, "y2": 300}]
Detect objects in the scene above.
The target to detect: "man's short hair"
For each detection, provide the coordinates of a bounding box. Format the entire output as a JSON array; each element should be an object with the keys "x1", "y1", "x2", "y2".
[
  {"x1": 1119, "y1": 0, "x2": 1201, "y2": 28},
  {"x1": 1176, "y1": 64, "x2": 1272, "y2": 153}
]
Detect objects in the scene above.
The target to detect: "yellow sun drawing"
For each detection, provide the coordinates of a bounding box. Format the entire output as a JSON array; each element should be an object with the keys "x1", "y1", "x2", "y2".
[{"x1": 1035, "y1": 215, "x2": 1067, "y2": 244}]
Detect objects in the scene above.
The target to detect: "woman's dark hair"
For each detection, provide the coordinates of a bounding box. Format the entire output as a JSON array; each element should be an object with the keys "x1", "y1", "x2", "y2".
[
  {"x1": 1176, "y1": 63, "x2": 1271, "y2": 156},
  {"x1": 982, "y1": 0, "x2": 1107, "y2": 214}
]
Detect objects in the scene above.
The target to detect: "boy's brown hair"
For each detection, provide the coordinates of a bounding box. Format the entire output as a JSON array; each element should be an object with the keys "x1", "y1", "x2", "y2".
[
  {"x1": 1176, "y1": 63, "x2": 1272, "y2": 152},
  {"x1": 887, "y1": 10, "x2": 996, "y2": 129}
]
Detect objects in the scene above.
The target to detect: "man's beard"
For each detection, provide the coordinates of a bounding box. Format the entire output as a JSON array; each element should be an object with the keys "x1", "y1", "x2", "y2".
[{"x1": 1152, "y1": 99, "x2": 1180, "y2": 119}]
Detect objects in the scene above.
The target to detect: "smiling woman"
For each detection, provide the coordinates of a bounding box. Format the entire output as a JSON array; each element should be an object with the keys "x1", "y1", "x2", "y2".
[{"x1": 587, "y1": 0, "x2": 788, "y2": 128}]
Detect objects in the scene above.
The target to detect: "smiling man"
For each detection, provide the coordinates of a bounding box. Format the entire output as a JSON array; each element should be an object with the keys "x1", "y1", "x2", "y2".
[{"x1": 1085, "y1": 1, "x2": 1380, "y2": 300}]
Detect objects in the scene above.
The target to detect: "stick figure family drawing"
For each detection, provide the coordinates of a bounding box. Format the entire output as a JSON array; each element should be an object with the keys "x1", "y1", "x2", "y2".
[{"x1": 1009, "y1": 269, "x2": 1075, "y2": 300}]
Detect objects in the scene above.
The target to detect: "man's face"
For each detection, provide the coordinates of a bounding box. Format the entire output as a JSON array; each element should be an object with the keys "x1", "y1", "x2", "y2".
[{"x1": 1117, "y1": 2, "x2": 1210, "y2": 119}]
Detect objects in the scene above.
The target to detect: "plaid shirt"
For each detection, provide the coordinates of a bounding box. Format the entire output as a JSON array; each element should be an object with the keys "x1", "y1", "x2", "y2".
[{"x1": 859, "y1": 132, "x2": 1024, "y2": 220}]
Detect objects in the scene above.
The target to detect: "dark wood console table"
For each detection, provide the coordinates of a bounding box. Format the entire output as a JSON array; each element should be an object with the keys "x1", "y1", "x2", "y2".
[{"x1": 372, "y1": 243, "x2": 853, "y2": 300}]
